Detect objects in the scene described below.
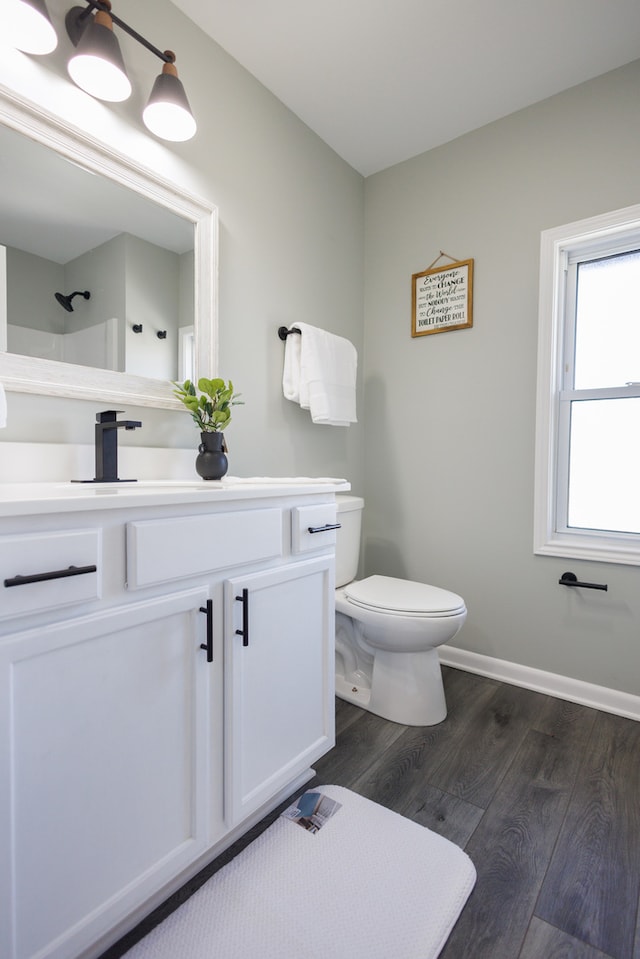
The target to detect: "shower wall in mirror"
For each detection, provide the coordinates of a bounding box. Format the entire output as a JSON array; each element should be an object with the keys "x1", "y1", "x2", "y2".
[
  {"x1": 0, "y1": 86, "x2": 217, "y2": 409},
  {"x1": 4, "y1": 237, "x2": 194, "y2": 380}
]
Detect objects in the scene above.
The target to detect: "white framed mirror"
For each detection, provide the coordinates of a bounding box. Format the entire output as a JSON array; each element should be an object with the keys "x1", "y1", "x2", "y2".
[{"x1": 0, "y1": 84, "x2": 217, "y2": 409}]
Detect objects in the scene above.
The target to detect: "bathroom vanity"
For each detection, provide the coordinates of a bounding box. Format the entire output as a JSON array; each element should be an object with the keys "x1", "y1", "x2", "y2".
[{"x1": 0, "y1": 479, "x2": 346, "y2": 959}]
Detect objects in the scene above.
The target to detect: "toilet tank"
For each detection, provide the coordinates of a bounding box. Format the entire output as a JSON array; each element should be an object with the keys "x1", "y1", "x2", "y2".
[{"x1": 335, "y1": 494, "x2": 364, "y2": 587}]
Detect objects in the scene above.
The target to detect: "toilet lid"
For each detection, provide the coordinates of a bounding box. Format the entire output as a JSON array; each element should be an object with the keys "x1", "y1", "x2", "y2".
[{"x1": 344, "y1": 575, "x2": 465, "y2": 615}]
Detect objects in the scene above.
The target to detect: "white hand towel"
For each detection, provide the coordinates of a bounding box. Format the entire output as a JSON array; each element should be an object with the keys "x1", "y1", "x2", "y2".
[
  {"x1": 282, "y1": 323, "x2": 357, "y2": 426},
  {"x1": 0, "y1": 383, "x2": 6, "y2": 429},
  {"x1": 282, "y1": 327, "x2": 303, "y2": 404}
]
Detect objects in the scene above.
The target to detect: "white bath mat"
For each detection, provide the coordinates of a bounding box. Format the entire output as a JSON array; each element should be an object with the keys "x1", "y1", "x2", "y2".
[{"x1": 124, "y1": 785, "x2": 476, "y2": 959}]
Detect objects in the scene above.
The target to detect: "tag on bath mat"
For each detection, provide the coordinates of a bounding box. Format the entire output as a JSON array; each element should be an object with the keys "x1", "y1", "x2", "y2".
[{"x1": 281, "y1": 790, "x2": 342, "y2": 833}]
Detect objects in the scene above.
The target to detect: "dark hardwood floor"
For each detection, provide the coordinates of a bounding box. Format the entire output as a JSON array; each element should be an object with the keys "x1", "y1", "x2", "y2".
[{"x1": 102, "y1": 667, "x2": 640, "y2": 959}]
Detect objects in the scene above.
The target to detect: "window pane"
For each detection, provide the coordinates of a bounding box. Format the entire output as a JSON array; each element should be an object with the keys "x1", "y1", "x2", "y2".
[
  {"x1": 574, "y1": 250, "x2": 640, "y2": 389},
  {"x1": 567, "y1": 398, "x2": 640, "y2": 534}
]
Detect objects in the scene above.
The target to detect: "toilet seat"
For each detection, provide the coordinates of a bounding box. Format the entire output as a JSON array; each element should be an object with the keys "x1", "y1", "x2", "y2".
[{"x1": 344, "y1": 575, "x2": 465, "y2": 618}]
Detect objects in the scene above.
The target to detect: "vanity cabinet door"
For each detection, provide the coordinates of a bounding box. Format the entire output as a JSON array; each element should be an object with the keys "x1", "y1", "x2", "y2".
[
  {"x1": 0, "y1": 587, "x2": 213, "y2": 959},
  {"x1": 224, "y1": 556, "x2": 335, "y2": 825}
]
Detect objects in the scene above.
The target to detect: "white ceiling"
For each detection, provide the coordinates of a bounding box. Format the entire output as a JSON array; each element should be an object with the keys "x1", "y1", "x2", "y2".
[
  {"x1": 170, "y1": 0, "x2": 640, "y2": 176},
  {"x1": 0, "y1": 125, "x2": 193, "y2": 263}
]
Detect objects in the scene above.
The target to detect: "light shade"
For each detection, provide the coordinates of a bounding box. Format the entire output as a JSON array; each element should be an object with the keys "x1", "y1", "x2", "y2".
[
  {"x1": 12, "y1": 0, "x2": 58, "y2": 55},
  {"x1": 67, "y1": 6, "x2": 131, "y2": 102},
  {"x1": 143, "y1": 60, "x2": 197, "y2": 142}
]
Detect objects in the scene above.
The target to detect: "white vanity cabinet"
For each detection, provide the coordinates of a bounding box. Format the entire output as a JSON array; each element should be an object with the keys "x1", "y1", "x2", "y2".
[
  {"x1": 224, "y1": 555, "x2": 334, "y2": 825},
  {"x1": 0, "y1": 588, "x2": 212, "y2": 959},
  {"x1": 126, "y1": 503, "x2": 336, "y2": 830},
  {"x1": 0, "y1": 481, "x2": 342, "y2": 959}
]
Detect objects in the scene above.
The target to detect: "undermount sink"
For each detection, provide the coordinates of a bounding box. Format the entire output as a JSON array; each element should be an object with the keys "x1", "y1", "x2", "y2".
[
  {"x1": 0, "y1": 478, "x2": 350, "y2": 514},
  {"x1": 26, "y1": 477, "x2": 344, "y2": 495},
  {"x1": 64, "y1": 480, "x2": 213, "y2": 492},
  {"x1": 0, "y1": 480, "x2": 219, "y2": 503}
]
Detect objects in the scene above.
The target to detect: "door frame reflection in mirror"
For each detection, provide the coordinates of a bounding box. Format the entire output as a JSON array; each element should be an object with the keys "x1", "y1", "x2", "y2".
[{"x1": 0, "y1": 84, "x2": 217, "y2": 409}]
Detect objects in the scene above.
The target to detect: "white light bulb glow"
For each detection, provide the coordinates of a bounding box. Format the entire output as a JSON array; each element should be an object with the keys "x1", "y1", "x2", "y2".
[
  {"x1": 143, "y1": 101, "x2": 197, "y2": 141},
  {"x1": 12, "y1": 0, "x2": 58, "y2": 55},
  {"x1": 67, "y1": 53, "x2": 132, "y2": 102}
]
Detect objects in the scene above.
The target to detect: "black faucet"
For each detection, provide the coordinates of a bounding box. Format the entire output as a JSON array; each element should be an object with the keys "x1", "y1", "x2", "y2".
[{"x1": 94, "y1": 410, "x2": 142, "y2": 483}]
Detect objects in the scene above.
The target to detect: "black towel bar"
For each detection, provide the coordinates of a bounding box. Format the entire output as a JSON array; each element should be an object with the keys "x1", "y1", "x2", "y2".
[
  {"x1": 559, "y1": 571, "x2": 608, "y2": 591},
  {"x1": 277, "y1": 326, "x2": 301, "y2": 340}
]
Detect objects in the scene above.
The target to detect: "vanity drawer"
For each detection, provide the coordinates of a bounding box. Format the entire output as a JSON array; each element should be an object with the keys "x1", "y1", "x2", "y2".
[
  {"x1": 291, "y1": 503, "x2": 339, "y2": 555},
  {"x1": 127, "y1": 508, "x2": 283, "y2": 588},
  {"x1": 0, "y1": 529, "x2": 101, "y2": 619}
]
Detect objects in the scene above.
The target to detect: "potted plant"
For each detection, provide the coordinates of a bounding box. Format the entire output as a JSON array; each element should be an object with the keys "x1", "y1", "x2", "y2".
[{"x1": 172, "y1": 377, "x2": 243, "y2": 480}]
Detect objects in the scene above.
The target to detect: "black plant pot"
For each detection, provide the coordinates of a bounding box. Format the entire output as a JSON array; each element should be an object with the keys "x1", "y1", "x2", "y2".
[{"x1": 195, "y1": 431, "x2": 228, "y2": 480}]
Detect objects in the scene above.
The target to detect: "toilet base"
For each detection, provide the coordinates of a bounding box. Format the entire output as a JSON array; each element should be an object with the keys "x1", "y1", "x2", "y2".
[
  {"x1": 335, "y1": 673, "x2": 373, "y2": 711},
  {"x1": 336, "y1": 648, "x2": 447, "y2": 726}
]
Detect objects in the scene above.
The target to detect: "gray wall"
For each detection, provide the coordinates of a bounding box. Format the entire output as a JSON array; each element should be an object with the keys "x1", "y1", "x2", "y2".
[
  {"x1": 6, "y1": 248, "x2": 64, "y2": 334},
  {"x1": 65, "y1": 235, "x2": 125, "y2": 352},
  {"x1": 2, "y1": 0, "x2": 639, "y2": 698},
  {"x1": 123, "y1": 235, "x2": 180, "y2": 380},
  {"x1": 363, "y1": 59, "x2": 640, "y2": 695},
  {"x1": 0, "y1": 0, "x2": 365, "y2": 486}
]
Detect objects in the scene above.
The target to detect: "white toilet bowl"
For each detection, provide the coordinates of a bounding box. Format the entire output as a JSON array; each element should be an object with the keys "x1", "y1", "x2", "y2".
[{"x1": 334, "y1": 497, "x2": 467, "y2": 726}]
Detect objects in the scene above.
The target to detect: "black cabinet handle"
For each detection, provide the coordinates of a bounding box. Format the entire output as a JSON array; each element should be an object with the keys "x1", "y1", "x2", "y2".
[
  {"x1": 307, "y1": 523, "x2": 341, "y2": 534},
  {"x1": 235, "y1": 588, "x2": 249, "y2": 647},
  {"x1": 4, "y1": 564, "x2": 97, "y2": 588},
  {"x1": 199, "y1": 599, "x2": 213, "y2": 662}
]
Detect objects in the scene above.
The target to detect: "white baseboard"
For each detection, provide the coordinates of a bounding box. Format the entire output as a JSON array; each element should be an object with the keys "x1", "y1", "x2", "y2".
[{"x1": 439, "y1": 644, "x2": 640, "y2": 722}]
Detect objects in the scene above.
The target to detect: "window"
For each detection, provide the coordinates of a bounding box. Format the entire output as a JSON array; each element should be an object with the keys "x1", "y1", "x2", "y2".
[
  {"x1": 178, "y1": 325, "x2": 195, "y2": 383},
  {"x1": 534, "y1": 203, "x2": 640, "y2": 566}
]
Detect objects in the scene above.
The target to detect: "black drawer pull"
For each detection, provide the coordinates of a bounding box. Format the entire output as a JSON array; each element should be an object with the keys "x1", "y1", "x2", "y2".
[
  {"x1": 4, "y1": 564, "x2": 98, "y2": 588},
  {"x1": 199, "y1": 599, "x2": 213, "y2": 662},
  {"x1": 308, "y1": 523, "x2": 341, "y2": 534},
  {"x1": 235, "y1": 588, "x2": 249, "y2": 647}
]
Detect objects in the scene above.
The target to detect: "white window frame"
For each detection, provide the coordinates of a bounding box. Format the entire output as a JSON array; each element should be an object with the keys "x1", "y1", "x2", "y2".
[{"x1": 534, "y1": 202, "x2": 640, "y2": 566}]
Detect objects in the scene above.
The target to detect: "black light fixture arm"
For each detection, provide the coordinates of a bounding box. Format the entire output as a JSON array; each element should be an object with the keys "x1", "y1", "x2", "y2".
[
  {"x1": 61, "y1": 0, "x2": 197, "y2": 140},
  {"x1": 68, "y1": 1, "x2": 173, "y2": 64}
]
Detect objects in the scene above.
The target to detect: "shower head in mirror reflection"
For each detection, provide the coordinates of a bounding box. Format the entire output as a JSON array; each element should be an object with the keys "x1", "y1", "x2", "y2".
[
  {"x1": 54, "y1": 290, "x2": 91, "y2": 313},
  {"x1": 10, "y1": 0, "x2": 197, "y2": 141}
]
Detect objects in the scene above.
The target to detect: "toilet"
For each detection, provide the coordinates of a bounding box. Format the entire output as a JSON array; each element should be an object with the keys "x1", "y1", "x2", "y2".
[{"x1": 334, "y1": 495, "x2": 467, "y2": 726}]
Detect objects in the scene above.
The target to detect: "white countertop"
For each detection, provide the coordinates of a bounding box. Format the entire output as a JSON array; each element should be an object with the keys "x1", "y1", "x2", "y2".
[{"x1": 0, "y1": 477, "x2": 351, "y2": 517}]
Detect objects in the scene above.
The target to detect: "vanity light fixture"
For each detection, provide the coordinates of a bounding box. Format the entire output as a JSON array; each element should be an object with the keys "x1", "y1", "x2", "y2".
[
  {"x1": 64, "y1": 1, "x2": 197, "y2": 139},
  {"x1": 12, "y1": 0, "x2": 58, "y2": 55},
  {"x1": 66, "y1": 0, "x2": 131, "y2": 102},
  {"x1": 143, "y1": 53, "x2": 197, "y2": 142}
]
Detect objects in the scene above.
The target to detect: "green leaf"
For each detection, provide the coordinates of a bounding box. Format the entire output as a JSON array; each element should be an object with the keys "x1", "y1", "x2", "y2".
[{"x1": 172, "y1": 376, "x2": 243, "y2": 431}]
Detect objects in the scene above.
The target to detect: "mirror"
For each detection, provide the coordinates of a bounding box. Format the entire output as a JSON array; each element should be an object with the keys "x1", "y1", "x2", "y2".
[{"x1": 0, "y1": 85, "x2": 217, "y2": 409}]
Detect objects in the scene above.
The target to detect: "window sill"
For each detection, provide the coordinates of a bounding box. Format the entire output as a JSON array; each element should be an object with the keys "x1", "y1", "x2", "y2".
[{"x1": 534, "y1": 533, "x2": 640, "y2": 567}]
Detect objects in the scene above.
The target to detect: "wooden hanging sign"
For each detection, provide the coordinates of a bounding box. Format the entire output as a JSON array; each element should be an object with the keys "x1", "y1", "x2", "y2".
[{"x1": 411, "y1": 254, "x2": 474, "y2": 337}]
